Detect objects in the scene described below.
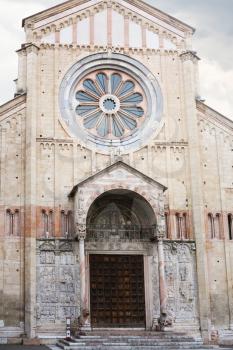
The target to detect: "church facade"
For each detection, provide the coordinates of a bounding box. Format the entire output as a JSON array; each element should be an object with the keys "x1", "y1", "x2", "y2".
[{"x1": 0, "y1": 0, "x2": 233, "y2": 345}]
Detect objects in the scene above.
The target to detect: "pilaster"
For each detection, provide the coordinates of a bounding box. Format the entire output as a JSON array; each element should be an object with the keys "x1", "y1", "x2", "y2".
[
  {"x1": 0, "y1": 128, "x2": 6, "y2": 201},
  {"x1": 224, "y1": 240, "x2": 233, "y2": 330},
  {"x1": 16, "y1": 48, "x2": 27, "y2": 95},
  {"x1": 180, "y1": 50, "x2": 211, "y2": 342},
  {"x1": 24, "y1": 43, "x2": 39, "y2": 339}
]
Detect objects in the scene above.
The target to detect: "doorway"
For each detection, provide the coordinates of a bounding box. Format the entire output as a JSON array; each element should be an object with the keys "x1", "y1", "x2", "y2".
[{"x1": 90, "y1": 254, "x2": 146, "y2": 328}]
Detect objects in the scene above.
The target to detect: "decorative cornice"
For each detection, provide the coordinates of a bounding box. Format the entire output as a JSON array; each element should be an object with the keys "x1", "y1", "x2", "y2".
[
  {"x1": 38, "y1": 42, "x2": 180, "y2": 55},
  {"x1": 23, "y1": 0, "x2": 192, "y2": 51},
  {"x1": 22, "y1": 0, "x2": 195, "y2": 34}
]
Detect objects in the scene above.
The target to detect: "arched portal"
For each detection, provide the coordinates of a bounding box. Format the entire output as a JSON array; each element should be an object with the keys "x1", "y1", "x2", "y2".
[
  {"x1": 86, "y1": 189, "x2": 156, "y2": 241},
  {"x1": 86, "y1": 189, "x2": 156, "y2": 328}
]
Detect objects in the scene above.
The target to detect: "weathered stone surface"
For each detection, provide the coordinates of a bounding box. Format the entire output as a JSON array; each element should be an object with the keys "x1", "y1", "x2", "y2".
[
  {"x1": 36, "y1": 239, "x2": 80, "y2": 331},
  {"x1": 0, "y1": 0, "x2": 232, "y2": 345}
]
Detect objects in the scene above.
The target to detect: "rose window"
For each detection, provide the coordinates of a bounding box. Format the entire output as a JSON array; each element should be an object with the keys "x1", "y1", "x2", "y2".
[
  {"x1": 59, "y1": 53, "x2": 163, "y2": 152},
  {"x1": 75, "y1": 70, "x2": 146, "y2": 139}
]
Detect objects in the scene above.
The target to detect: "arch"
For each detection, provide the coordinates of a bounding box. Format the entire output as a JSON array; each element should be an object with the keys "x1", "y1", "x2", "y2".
[
  {"x1": 87, "y1": 189, "x2": 156, "y2": 225},
  {"x1": 83, "y1": 184, "x2": 160, "y2": 222},
  {"x1": 85, "y1": 189, "x2": 157, "y2": 241}
]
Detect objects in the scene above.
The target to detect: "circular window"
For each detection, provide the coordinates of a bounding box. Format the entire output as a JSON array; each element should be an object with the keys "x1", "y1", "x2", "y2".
[
  {"x1": 75, "y1": 70, "x2": 146, "y2": 139},
  {"x1": 59, "y1": 53, "x2": 163, "y2": 153}
]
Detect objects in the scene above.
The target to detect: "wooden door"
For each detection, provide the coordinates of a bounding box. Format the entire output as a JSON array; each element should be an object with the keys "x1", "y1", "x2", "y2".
[{"x1": 90, "y1": 254, "x2": 145, "y2": 327}]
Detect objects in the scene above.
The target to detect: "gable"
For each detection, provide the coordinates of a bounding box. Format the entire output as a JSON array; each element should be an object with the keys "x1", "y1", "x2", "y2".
[
  {"x1": 69, "y1": 161, "x2": 166, "y2": 197},
  {"x1": 23, "y1": 0, "x2": 194, "y2": 51}
]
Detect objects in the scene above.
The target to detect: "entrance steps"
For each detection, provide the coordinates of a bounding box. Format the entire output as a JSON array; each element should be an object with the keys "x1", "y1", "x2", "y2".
[{"x1": 56, "y1": 330, "x2": 230, "y2": 350}]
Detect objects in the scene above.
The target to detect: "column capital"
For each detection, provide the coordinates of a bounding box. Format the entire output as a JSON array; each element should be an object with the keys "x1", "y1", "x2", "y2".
[
  {"x1": 76, "y1": 223, "x2": 86, "y2": 240},
  {"x1": 156, "y1": 232, "x2": 165, "y2": 241}
]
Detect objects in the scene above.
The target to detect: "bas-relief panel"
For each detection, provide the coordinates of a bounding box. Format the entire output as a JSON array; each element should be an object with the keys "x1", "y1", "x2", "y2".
[
  {"x1": 164, "y1": 242, "x2": 198, "y2": 324},
  {"x1": 36, "y1": 239, "x2": 80, "y2": 326}
]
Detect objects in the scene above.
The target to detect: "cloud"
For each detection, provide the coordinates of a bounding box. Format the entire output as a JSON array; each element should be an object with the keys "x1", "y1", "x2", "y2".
[
  {"x1": 199, "y1": 59, "x2": 233, "y2": 119},
  {"x1": 0, "y1": 1, "x2": 43, "y2": 104},
  {"x1": 0, "y1": 0, "x2": 232, "y2": 120}
]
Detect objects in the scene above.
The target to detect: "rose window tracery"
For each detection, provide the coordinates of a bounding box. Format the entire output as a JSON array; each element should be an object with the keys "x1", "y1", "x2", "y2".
[
  {"x1": 75, "y1": 71, "x2": 146, "y2": 139},
  {"x1": 59, "y1": 53, "x2": 163, "y2": 152}
]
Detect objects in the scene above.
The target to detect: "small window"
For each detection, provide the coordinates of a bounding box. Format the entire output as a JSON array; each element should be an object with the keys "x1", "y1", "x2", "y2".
[
  {"x1": 61, "y1": 211, "x2": 73, "y2": 238},
  {"x1": 42, "y1": 210, "x2": 54, "y2": 238},
  {"x1": 182, "y1": 213, "x2": 188, "y2": 240},
  {"x1": 214, "y1": 214, "x2": 221, "y2": 239},
  {"x1": 6, "y1": 209, "x2": 20, "y2": 236},
  {"x1": 228, "y1": 214, "x2": 233, "y2": 240},
  {"x1": 208, "y1": 213, "x2": 215, "y2": 239},
  {"x1": 175, "y1": 213, "x2": 181, "y2": 239},
  {"x1": 165, "y1": 212, "x2": 169, "y2": 239}
]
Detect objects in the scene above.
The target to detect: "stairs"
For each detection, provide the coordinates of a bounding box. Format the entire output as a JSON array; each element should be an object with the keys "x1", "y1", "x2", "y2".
[{"x1": 56, "y1": 330, "x2": 228, "y2": 350}]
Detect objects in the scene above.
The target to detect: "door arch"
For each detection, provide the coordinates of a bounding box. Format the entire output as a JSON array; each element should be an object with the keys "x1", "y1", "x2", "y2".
[
  {"x1": 86, "y1": 189, "x2": 157, "y2": 241},
  {"x1": 86, "y1": 189, "x2": 156, "y2": 328}
]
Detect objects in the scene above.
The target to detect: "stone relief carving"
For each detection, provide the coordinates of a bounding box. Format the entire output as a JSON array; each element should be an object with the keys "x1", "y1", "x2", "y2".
[
  {"x1": 76, "y1": 223, "x2": 86, "y2": 239},
  {"x1": 163, "y1": 242, "x2": 198, "y2": 322},
  {"x1": 36, "y1": 239, "x2": 80, "y2": 326}
]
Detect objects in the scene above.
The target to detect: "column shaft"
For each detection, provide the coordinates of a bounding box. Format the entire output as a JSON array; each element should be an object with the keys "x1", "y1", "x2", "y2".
[
  {"x1": 158, "y1": 239, "x2": 167, "y2": 316},
  {"x1": 79, "y1": 238, "x2": 86, "y2": 311}
]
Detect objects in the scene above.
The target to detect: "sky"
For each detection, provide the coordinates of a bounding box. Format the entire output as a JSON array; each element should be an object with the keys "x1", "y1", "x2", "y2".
[{"x1": 0, "y1": 0, "x2": 232, "y2": 120}]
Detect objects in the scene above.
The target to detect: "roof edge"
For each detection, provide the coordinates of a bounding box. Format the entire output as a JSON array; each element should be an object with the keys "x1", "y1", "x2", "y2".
[
  {"x1": 22, "y1": 0, "x2": 195, "y2": 34},
  {"x1": 196, "y1": 100, "x2": 233, "y2": 130},
  {"x1": 0, "y1": 94, "x2": 26, "y2": 116},
  {"x1": 69, "y1": 160, "x2": 167, "y2": 197},
  {"x1": 126, "y1": 0, "x2": 195, "y2": 33}
]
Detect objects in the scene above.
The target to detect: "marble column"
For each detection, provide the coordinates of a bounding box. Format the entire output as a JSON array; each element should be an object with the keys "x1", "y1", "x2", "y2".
[
  {"x1": 79, "y1": 236, "x2": 86, "y2": 312},
  {"x1": 77, "y1": 224, "x2": 90, "y2": 331},
  {"x1": 157, "y1": 235, "x2": 167, "y2": 317}
]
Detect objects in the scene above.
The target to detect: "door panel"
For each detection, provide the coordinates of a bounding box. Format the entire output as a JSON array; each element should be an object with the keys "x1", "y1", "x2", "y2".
[{"x1": 90, "y1": 254, "x2": 145, "y2": 327}]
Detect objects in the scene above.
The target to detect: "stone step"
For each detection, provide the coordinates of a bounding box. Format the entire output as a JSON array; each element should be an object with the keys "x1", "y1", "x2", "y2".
[
  {"x1": 76, "y1": 336, "x2": 202, "y2": 342},
  {"x1": 64, "y1": 339, "x2": 203, "y2": 345},
  {"x1": 57, "y1": 341, "x2": 220, "y2": 349},
  {"x1": 57, "y1": 346, "x2": 221, "y2": 350},
  {"x1": 66, "y1": 337, "x2": 201, "y2": 342},
  {"x1": 56, "y1": 332, "x2": 222, "y2": 350}
]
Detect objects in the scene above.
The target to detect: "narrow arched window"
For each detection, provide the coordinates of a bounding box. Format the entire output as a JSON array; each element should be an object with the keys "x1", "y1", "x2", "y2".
[
  {"x1": 6, "y1": 209, "x2": 14, "y2": 235},
  {"x1": 48, "y1": 211, "x2": 54, "y2": 237},
  {"x1": 42, "y1": 210, "x2": 49, "y2": 237},
  {"x1": 182, "y1": 213, "x2": 188, "y2": 240},
  {"x1": 228, "y1": 214, "x2": 233, "y2": 240},
  {"x1": 6, "y1": 209, "x2": 20, "y2": 236},
  {"x1": 61, "y1": 210, "x2": 73, "y2": 238},
  {"x1": 164, "y1": 212, "x2": 169, "y2": 239},
  {"x1": 175, "y1": 213, "x2": 181, "y2": 239},
  {"x1": 208, "y1": 213, "x2": 215, "y2": 239},
  {"x1": 42, "y1": 209, "x2": 54, "y2": 238},
  {"x1": 14, "y1": 210, "x2": 20, "y2": 236},
  {"x1": 214, "y1": 214, "x2": 221, "y2": 239}
]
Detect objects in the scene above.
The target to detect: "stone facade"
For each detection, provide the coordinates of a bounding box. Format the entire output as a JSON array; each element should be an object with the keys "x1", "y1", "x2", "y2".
[{"x1": 0, "y1": 0, "x2": 232, "y2": 345}]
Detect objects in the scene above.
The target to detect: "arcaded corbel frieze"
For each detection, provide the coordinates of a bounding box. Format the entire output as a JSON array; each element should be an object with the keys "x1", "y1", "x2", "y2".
[
  {"x1": 39, "y1": 142, "x2": 55, "y2": 151},
  {"x1": 180, "y1": 50, "x2": 200, "y2": 63}
]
